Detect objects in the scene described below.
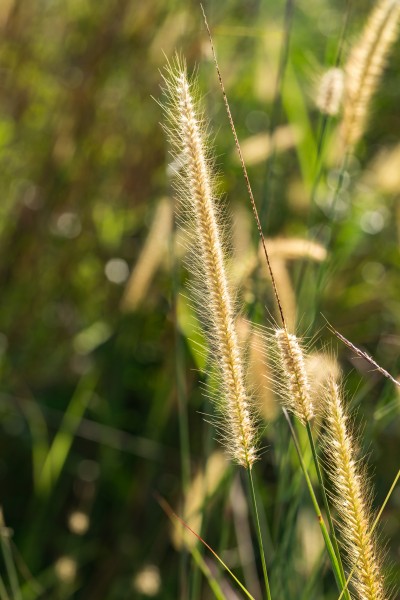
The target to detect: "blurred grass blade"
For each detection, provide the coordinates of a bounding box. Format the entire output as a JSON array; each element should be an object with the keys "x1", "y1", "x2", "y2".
[
  {"x1": 18, "y1": 398, "x2": 49, "y2": 494},
  {"x1": 0, "y1": 509, "x2": 21, "y2": 600},
  {"x1": 37, "y1": 370, "x2": 99, "y2": 496},
  {"x1": 156, "y1": 494, "x2": 255, "y2": 600},
  {"x1": 0, "y1": 577, "x2": 9, "y2": 600},
  {"x1": 191, "y1": 546, "x2": 227, "y2": 600}
]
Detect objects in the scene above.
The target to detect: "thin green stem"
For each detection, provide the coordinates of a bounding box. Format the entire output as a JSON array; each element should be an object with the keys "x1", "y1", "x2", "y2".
[
  {"x1": 0, "y1": 510, "x2": 21, "y2": 600},
  {"x1": 157, "y1": 493, "x2": 255, "y2": 600},
  {"x1": 191, "y1": 546, "x2": 227, "y2": 600},
  {"x1": 247, "y1": 469, "x2": 272, "y2": 600},
  {"x1": 282, "y1": 410, "x2": 345, "y2": 597},
  {"x1": 170, "y1": 209, "x2": 191, "y2": 599},
  {"x1": 305, "y1": 422, "x2": 350, "y2": 600}
]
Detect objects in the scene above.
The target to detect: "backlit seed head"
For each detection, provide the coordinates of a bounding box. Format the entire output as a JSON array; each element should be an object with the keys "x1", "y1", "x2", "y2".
[
  {"x1": 316, "y1": 68, "x2": 344, "y2": 116},
  {"x1": 275, "y1": 328, "x2": 313, "y2": 424}
]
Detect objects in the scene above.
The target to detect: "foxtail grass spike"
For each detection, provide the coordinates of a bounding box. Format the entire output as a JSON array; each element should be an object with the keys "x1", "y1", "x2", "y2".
[
  {"x1": 316, "y1": 68, "x2": 344, "y2": 116},
  {"x1": 342, "y1": 0, "x2": 400, "y2": 147},
  {"x1": 275, "y1": 329, "x2": 314, "y2": 425},
  {"x1": 323, "y1": 377, "x2": 385, "y2": 600},
  {"x1": 161, "y1": 58, "x2": 257, "y2": 469}
]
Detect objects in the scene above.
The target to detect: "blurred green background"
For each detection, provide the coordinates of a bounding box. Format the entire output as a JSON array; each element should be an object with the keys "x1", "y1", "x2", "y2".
[{"x1": 0, "y1": 0, "x2": 399, "y2": 598}]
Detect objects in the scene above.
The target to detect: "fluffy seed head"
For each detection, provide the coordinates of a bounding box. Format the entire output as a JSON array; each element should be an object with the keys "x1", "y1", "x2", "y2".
[
  {"x1": 342, "y1": 0, "x2": 400, "y2": 147},
  {"x1": 316, "y1": 67, "x2": 345, "y2": 116},
  {"x1": 323, "y1": 377, "x2": 385, "y2": 600},
  {"x1": 162, "y1": 57, "x2": 258, "y2": 468},
  {"x1": 275, "y1": 328, "x2": 313, "y2": 424}
]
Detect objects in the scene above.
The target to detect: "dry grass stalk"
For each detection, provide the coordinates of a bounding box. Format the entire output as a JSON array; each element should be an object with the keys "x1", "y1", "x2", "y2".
[
  {"x1": 323, "y1": 377, "x2": 384, "y2": 600},
  {"x1": 120, "y1": 197, "x2": 173, "y2": 312},
  {"x1": 275, "y1": 329, "x2": 314, "y2": 425},
  {"x1": 316, "y1": 68, "x2": 345, "y2": 116},
  {"x1": 162, "y1": 58, "x2": 257, "y2": 468},
  {"x1": 262, "y1": 237, "x2": 328, "y2": 263},
  {"x1": 171, "y1": 451, "x2": 227, "y2": 550},
  {"x1": 232, "y1": 125, "x2": 300, "y2": 167},
  {"x1": 342, "y1": 0, "x2": 400, "y2": 147},
  {"x1": 269, "y1": 258, "x2": 297, "y2": 332}
]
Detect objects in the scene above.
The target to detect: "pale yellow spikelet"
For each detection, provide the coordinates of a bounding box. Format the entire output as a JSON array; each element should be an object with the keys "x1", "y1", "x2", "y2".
[
  {"x1": 343, "y1": 0, "x2": 400, "y2": 147},
  {"x1": 275, "y1": 329, "x2": 314, "y2": 424},
  {"x1": 162, "y1": 58, "x2": 257, "y2": 468},
  {"x1": 316, "y1": 67, "x2": 345, "y2": 116},
  {"x1": 323, "y1": 377, "x2": 385, "y2": 600}
]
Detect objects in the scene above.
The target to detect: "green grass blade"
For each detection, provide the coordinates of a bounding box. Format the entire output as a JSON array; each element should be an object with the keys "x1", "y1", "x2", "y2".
[
  {"x1": 0, "y1": 509, "x2": 21, "y2": 600},
  {"x1": 156, "y1": 494, "x2": 255, "y2": 600},
  {"x1": 37, "y1": 370, "x2": 98, "y2": 496},
  {"x1": 247, "y1": 469, "x2": 272, "y2": 600}
]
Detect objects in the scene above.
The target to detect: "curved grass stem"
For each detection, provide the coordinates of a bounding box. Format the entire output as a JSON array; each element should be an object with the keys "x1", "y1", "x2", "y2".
[
  {"x1": 305, "y1": 422, "x2": 350, "y2": 600},
  {"x1": 282, "y1": 410, "x2": 347, "y2": 597},
  {"x1": 247, "y1": 469, "x2": 272, "y2": 600}
]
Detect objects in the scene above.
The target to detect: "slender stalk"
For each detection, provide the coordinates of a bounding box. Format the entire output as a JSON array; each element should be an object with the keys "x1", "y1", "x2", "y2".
[
  {"x1": 247, "y1": 470, "x2": 272, "y2": 600},
  {"x1": 0, "y1": 510, "x2": 21, "y2": 600},
  {"x1": 305, "y1": 422, "x2": 350, "y2": 600},
  {"x1": 191, "y1": 546, "x2": 226, "y2": 600},
  {"x1": 282, "y1": 410, "x2": 347, "y2": 597},
  {"x1": 157, "y1": 494, "x2": 256, "y2": 600},
  {"x1": 171, "y1": 217, "x2": 191, "y2": 599}
]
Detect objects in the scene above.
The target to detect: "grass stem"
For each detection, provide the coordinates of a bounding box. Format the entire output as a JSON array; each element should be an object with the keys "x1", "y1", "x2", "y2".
[
  {"x1": 305, "y1": 422, "x2": 350, "y2": 600},
  {"x1": 247, "y1": 469, "x2": 272, "y2": 600},
  {"x1": 282, "y1": 410, "x2": 346, "y2": 597}
]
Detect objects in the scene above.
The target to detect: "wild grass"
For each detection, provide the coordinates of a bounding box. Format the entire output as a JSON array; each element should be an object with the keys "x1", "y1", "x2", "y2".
[{"x1": 0, "y1": 1, "x2": 399, "y2": 599}]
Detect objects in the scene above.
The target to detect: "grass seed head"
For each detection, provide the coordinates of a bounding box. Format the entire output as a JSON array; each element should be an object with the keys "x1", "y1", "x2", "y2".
[
  {"x1": 275, "y1": 328, "x2": 314, "y2": 425},
  {"x1": 323, "y1": 377, "x2": 385, "y2": 600},
  {"x1": 162, "y1": 57, "x2": 258, "y2": 468},
  {"x1": 316, "y1": 67, "x2": 345, "y2": 116},
  {"x1": 342, "y1": 0, "x2": 400, "y2": 147}
]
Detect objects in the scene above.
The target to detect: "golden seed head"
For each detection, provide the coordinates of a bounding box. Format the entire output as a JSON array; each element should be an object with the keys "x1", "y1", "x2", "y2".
[
  {"x1": 162, "y1": 58, "x2": 258, "y2": 468},
  {"x1": 323, "y1": 377, "x2": 385, "y2": 600},
  {"x1": 275, "y1": 328, "x2": 313, "y2": 424},
  {"x1": 316, "y1": 67, "x2": 344, "y2": 116},
  {"x1": 342, "y1": 0, "x2": 400, "y2": 147}
]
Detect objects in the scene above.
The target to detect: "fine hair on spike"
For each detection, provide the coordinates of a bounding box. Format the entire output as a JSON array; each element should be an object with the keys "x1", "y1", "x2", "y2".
[
  {"x1": 275, "y1": 329, "x2": 314, "y2": 425},
  {"x1": 161, "y1": 56, "x2": 258, "y2": 469},
  {"x1": 342, "y1": 0, "x2": 400, "y2": 147},
  {"x1": 316, "y1": 67, "x2": 345, "y2": 116},
  {"x1": 323, "y1": 376, "x2": 385, "y2": 600}
]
